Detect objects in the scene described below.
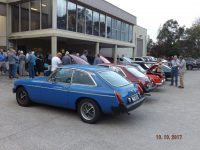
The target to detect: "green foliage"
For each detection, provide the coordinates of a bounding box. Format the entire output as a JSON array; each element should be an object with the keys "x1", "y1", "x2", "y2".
[{"x1": 150, "y1": 18, "x2": 200, "y2": 58}]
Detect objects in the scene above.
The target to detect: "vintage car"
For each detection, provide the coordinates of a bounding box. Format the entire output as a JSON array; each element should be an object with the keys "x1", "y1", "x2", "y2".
[
  {"x1": 99, "y1": 64, "x2": 156, "y2": 93},
  {"x1": 146, "y1": 64, "x2": 166, "y2": 81},
  {"x1": 13, "y1": 65, "x2": 145, "y2": 124},
  {"x1": 130, "y1": 63, "x2": 164, "y2": 86}
]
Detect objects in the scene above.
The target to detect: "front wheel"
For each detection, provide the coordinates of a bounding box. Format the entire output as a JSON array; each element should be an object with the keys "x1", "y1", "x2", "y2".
[
  {"x1": 16, "y1": 87, "x2": 31, "y2": 107},
  {"x1": 78, "y1": 99, "x2": 101, "y2": 124}
]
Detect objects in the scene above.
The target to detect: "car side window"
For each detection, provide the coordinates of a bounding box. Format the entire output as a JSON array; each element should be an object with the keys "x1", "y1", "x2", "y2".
[
  {"x1": 50, "y1": 68, "x2": 73, "y2": 83},
  {"x1": 72, "y1": 70, "x2": 95, "y2": 86}
]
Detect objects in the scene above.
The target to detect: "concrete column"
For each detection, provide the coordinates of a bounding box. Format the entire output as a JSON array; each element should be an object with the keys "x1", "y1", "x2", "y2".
[
  {"x1": 51, "y1": 36, "x2": 57, "y2": 56},
  {"x1": 6, "y1": 4, "x2": 11, "y2": 49},
  {"x1": 132, "y1": 47, "x2": 136, "y2": 59},
  {"x1": 52, "y1": 0, "x2": 57, "y2": 29},
  {"x1": 113, "y1": 45, "x2": 118, "y2": 64},
  {"x1": 95, "y1": 42, "x2": 100, "y2": 56}
]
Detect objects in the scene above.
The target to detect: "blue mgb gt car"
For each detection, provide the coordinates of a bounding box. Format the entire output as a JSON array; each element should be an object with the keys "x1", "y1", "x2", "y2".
[{"x1": 13, "y1": 65, "x2": 145, "y2": 123}]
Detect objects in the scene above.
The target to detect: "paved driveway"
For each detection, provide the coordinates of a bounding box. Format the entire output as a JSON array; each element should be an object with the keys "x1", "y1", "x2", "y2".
[{"x1": 0, "y1": 71, "x2": 199, "y2": 150}]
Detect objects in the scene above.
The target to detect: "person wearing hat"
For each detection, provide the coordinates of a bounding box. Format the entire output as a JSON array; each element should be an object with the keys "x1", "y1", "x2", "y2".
[{"x1": 178, "y1": 56, "x2": 186, "y2": 88}]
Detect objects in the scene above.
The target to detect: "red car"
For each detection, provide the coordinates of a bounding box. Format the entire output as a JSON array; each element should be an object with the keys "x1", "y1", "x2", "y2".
[
  {"x1": 130, "y1": 63, "x2": 164, "y2": 86},
  {"x1": 99, "y1": 64, "x2": 156, "y2": 93},
  {"x1": 146, "y1": 64, "x2": 166, "y2": 84}
]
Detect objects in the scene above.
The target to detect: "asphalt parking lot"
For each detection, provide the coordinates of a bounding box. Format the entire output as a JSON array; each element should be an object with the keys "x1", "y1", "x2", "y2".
[{"x1": 0, "y1": 71, "x2": 199, "y2": 150}]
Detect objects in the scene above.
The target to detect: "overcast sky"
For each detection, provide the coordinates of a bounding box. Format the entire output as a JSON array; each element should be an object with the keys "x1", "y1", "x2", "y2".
[{"x1": 106, "y1": 0, "x2": 200, "y2": 41}]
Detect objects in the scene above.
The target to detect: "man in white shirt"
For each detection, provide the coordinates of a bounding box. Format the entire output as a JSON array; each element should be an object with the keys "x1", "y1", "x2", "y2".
[
  {"x1": 51, "y1": 52, "x2": 62, "y2": 72},
  {"x1": 178, "y1": 56, "x2": 186, "y2": 88}
]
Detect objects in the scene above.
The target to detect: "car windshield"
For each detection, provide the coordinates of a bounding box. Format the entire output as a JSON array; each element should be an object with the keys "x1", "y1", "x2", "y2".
[
  {"x1": 126, "y1": 66, "x2": 146, "y2": 78},
  {"x1": 136, "y1": 65, "x2": 146, "y2": 74},
  {"x1": 123, "y1": 57, "x2": 134, "y2": 63},
  {"x1": 98, "y1": 70, "x2": 131, "y2": 87}
]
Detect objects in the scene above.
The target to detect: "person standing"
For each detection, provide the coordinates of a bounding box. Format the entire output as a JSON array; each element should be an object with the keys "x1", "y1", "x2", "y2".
[
  {"x1": 7, "y1": 49, "x2": 18, "y2": 79},
  {"x1": 93, "y1": 54, "x2": 103, "y2": 65},
  {"x1": 51, "y1": 52, "x2": 62, "y2": 72},
  {"x1": 170, "y1": 55, "x2": 179, "y2": 87},
  {"x1": 62, "y1": 51, "x2": 72, "y2": 65},
  {"x1": 19, "y1": 51, "x2": 26, "y2": 76},
  {"x1": 0, "y1": 49, "x2": 5, "y2": 75},
  {"x1": 178, "y1": 56, "x2": 186, "y2": 88},
  {"x1": 27, "y1": 51, "x2": 36, "y2": 78},
  {"x1": 80, "y1": 50, "x2": 88, "y2": 62}
]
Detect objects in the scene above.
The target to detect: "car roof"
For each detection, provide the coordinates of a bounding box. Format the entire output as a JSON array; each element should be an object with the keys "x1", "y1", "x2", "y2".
[{"x1": 59, "y1": 64, "x2": 110, "y2": 72}]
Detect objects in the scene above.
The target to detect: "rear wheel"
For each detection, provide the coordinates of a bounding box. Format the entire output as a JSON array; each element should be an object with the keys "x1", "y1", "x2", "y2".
[
  {"x1": 78, "y1": 99, "x2": 101, "y2": 124},
  {"x1": 16, "y1": 87, "x2": 31, "y2": 107}
]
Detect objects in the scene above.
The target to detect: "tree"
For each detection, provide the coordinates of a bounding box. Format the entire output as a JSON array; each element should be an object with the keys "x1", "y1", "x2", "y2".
[{"x1": 156, "y1": 19, "x2": 185, "y2": 57}]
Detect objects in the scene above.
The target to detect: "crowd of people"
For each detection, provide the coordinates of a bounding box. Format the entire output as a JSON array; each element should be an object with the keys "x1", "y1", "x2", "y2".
[
  {"x1": 0, "y1": 48, "x2": 103, "y2": 79},
  {"x1": 0, "y1": 48, "x2": 52, "y2": 79}
]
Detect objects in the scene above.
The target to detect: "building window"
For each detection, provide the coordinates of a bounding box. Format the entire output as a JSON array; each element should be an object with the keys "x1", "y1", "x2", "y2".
[
  {"x1": 41, "y1": 0, "x2": 52, "y2": 29},
  {"x1": 21, "y1": 2, "x2": 30, "y2": 31},
  {"x1": 77, "y1": 5, "x2": 86, "y2": 33},
  {"x1": 121, "y1": 22, "x2": 125, "y2": 41},
  {"x1": 117, "y1": 20, "x2": 121, "y2": 40},
  {"x1": 0, "y1": 3, "x2": 6, "y2": 16},
  {"x1": 68, "y1": 1, "x2": 76, "y2": 32},
  {"x1": 93, "y1": 11, "x2": 99, "y2": 36},
  {"x1": 111, "y1": 18, "x2": 117, "y2": 40},
  {"x1": 129, "y1": 25, "x2": 133, "y2": 43},
  {"x1": 31, "y1": 0, "x2": 40, "y2": 30},
  {"x1": 57, "y1": 0, "x2": 67, "y2": 29},
  {"x1": 86, "y1": 8, "x2": 92, "y2": 35},
  {"x1": 12, "y1": 4, "x2": 19, "y2": 32},
  {"x1": 106, "y1": 16, "x2": 111, "y2": 38},
  {"x1": 125, "y1": 24, "x2": 129, "y2": 42},
  {"x1": 100, "y1": 14, "x2": 105, "y2": 37}
]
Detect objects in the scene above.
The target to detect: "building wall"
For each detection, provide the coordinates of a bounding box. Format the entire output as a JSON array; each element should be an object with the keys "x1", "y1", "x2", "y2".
[
  {"x1": 0, "y1": 2, "x2": 7, "y2": 48},
  {"x1": 134, "y1": 25, "x2": 147, "y2": 57}
]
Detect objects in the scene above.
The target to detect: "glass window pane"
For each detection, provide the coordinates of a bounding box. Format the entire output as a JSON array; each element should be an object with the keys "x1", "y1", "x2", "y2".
[
  {"x1": 125, "y1": 24, "x2": 129, "y2": 42},
  {"x1": 86, "y1": 8, "x2": 92, "y2": 35},
  {"x1": 111, "y1": 18, "x2": 117, "y2": 40},
  {"x1": 41, "y1": 0, "x2": 52, "y2": 29},
  {"x1": 98, "y1": 70, "x2": 130, "y2": 87},
  {"x1": 21, "y1": 2, "x2": 30, "y2": 31},
  {"x1": 106, "y1": 16, "x2": 111, "y2": 38},
  {"x1": 93, "y1": 11, "x2": 99, "y2": 36},
  {"x1": 117, "y1": 20, "x2": 121, "y2": 40},
  {"x1": 12, "y1": 4, "x2": 19, "y2": 32},
  {"x1": 77, "y1": 5, "x2": 85, "y2": 33},
  {"x1": 31, "y1": 0, "x2": 40, "y2": 30},
  {"x1": 57, "y1": 0, "x2": 67, "y2": 29},
  {"x1": 68, "y1": 1, "x2": 76, "y2": 32},
  {"x1": 72, "y1": 71, "x2": 95, "y2": 85},
  {"x1": 100, "y1": 14, "x2": 105, "y2": 37},
  {"x1": 52, "y1": 68, "x2": 73, "y2": 83},
  {"x1": 129, "y1": 25, "x2": 133, "y2": 43},
  {"x1": 0, "y1": 3, "x2": 6, "y2": 16}
]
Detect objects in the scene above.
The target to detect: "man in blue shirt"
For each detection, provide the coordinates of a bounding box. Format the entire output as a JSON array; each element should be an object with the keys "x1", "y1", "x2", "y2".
[
  {"x1": 170, "y1": 55, "x2": 180, "y2": 87},
  {"x1": 27, "y1": 51, "x2": 36, "y2": 78}
]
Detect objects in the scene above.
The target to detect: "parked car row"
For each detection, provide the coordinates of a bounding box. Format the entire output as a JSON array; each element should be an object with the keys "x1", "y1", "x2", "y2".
[{"x1": 13, "y1": 55, "x2": 171, "y2": 124}]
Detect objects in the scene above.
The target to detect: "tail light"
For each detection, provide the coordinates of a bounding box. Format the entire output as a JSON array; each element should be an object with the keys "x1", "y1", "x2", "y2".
[
  {"x1": 114, "y1": 91, "x2": 124, "y2": 104},
  {"x1": 138, "y1": 80, "x2": 143, "y2": 87},
  {"x1": 136, "y1": 84, "x2": 143, "y2": 94}
]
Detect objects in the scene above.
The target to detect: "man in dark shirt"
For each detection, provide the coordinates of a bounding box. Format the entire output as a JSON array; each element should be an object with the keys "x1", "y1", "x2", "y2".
[{"x1": 62, "y1": 51, "x2": 72, "y2": 65}]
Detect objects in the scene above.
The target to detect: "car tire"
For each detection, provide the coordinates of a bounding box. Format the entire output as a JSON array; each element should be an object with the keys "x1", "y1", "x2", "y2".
[
  {"x1": 78, "y1": 99, "x2": 101, "y2": 124},
  {"x1": 16, "y1": 87, "x2": 31, "y2": 107}
]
